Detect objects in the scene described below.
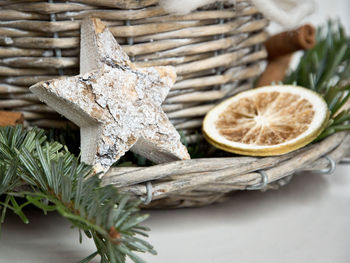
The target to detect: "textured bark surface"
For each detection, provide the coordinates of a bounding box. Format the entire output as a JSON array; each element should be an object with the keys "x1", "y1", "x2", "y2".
[{"x1": 30, "y1": 18, "x2": 189, "y2": 174}]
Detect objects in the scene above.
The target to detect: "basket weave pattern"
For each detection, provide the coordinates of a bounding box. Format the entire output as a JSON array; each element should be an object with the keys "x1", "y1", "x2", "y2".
[{"x1": 0, "y1": 0, "x2": 267, "y2": 142}]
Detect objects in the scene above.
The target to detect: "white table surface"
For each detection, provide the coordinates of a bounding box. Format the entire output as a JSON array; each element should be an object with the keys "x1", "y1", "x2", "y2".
[{"x1": 1, "y1": 163, "x2": 350, "y2": 263}]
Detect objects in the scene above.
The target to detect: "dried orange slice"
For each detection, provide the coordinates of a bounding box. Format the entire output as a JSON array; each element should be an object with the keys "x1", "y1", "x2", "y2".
[{"x1": 203, "y1": 85, "x2": 329, "y2": 156}]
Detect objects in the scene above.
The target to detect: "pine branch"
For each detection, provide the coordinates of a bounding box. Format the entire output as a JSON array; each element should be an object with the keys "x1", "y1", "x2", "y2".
[
  {"x1": 284, "y1": 20, "x2": 350, "y2": 140},
  {"x1": 0, "y1": 125, "x2": 155, "y2": 263}
]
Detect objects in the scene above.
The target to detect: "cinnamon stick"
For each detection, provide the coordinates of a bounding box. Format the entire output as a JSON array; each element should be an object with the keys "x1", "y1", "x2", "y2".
[
  {"x1": 265, "y1": 24, "x2": 316, "y2": 60},
  {"x1": 0, "y1": 111, "x2": 24, "y2": 126},
  {"x1": 256, "y1": 54, "x2": 292, "y2": 87},
  {"x1": 257, "y1": 24, "x2": 316, "y2": 87}
]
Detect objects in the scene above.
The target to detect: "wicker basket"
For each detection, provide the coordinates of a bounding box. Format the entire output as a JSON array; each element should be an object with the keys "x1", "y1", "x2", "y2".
[
  {"x1": 0, "y1": 0, "x2": 267, "y2": 142},
  {"x1": 0, "y1": 0, "x2": 348, "y2": 208}
]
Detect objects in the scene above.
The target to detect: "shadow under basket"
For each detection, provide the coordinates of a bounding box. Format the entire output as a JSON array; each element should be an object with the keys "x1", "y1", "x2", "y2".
[{"x1": 1, "y1": 0, "x2": 348, "y2": 208}]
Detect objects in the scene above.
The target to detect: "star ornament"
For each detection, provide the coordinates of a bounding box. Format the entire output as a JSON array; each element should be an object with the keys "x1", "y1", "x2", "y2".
[{"x1": 30, "y1": 18, "x2": 190, "y2": 174}]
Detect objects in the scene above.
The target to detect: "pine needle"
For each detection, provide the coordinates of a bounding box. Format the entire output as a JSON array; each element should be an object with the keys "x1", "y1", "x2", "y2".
[
  {"x1": 0, "y1": 126, "x2": 154, "y2": 263},
  {"x1": 284, "y1": 20, "x2": 350, "y2": 140}
]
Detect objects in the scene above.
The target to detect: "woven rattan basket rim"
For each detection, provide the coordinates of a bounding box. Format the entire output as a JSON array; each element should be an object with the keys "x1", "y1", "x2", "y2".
[{"x1": 102, "y1": 132, "x2": 349, "y2": 208}]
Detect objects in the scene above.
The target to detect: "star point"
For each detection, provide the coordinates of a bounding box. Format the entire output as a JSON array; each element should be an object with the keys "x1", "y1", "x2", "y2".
[{"x1": 30, "y1": 17, "x2": 190, "y2": 174}]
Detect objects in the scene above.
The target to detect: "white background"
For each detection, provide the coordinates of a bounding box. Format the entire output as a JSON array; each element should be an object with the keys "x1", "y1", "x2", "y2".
[
  {"x1": 1, "y1": 1, "x2": 350, "y2": 262},
  {"x1": 269, "y1": 0, "x2": 350, "y2": 33}
]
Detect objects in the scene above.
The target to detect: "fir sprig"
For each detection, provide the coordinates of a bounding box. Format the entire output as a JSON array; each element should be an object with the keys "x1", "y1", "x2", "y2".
[
  {"x1": 0, "y1": 125, "x2": 155, "y2": 263},
  {"x1": 284, "y1": 20, "x2": 350, "y2": 140}
]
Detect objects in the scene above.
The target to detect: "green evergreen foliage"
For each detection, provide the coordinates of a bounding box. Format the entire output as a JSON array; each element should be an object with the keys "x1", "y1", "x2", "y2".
[
  {"x1": 284, "y1": 21, "x2": 350, "y2": 140},
  {"x1": 0, "y1": 126, "x2": 155, "y2": 263}
]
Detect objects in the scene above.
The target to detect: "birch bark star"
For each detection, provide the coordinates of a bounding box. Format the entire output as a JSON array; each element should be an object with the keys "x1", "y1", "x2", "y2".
[{"x1": 30, "y1": 17, "x2": 190, "y2": 174}]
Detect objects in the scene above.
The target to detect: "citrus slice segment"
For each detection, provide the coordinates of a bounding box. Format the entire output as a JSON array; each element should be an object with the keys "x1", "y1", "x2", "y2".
[{"x1": 203, "y1": 85, "x2": 329, "y2": 156}]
